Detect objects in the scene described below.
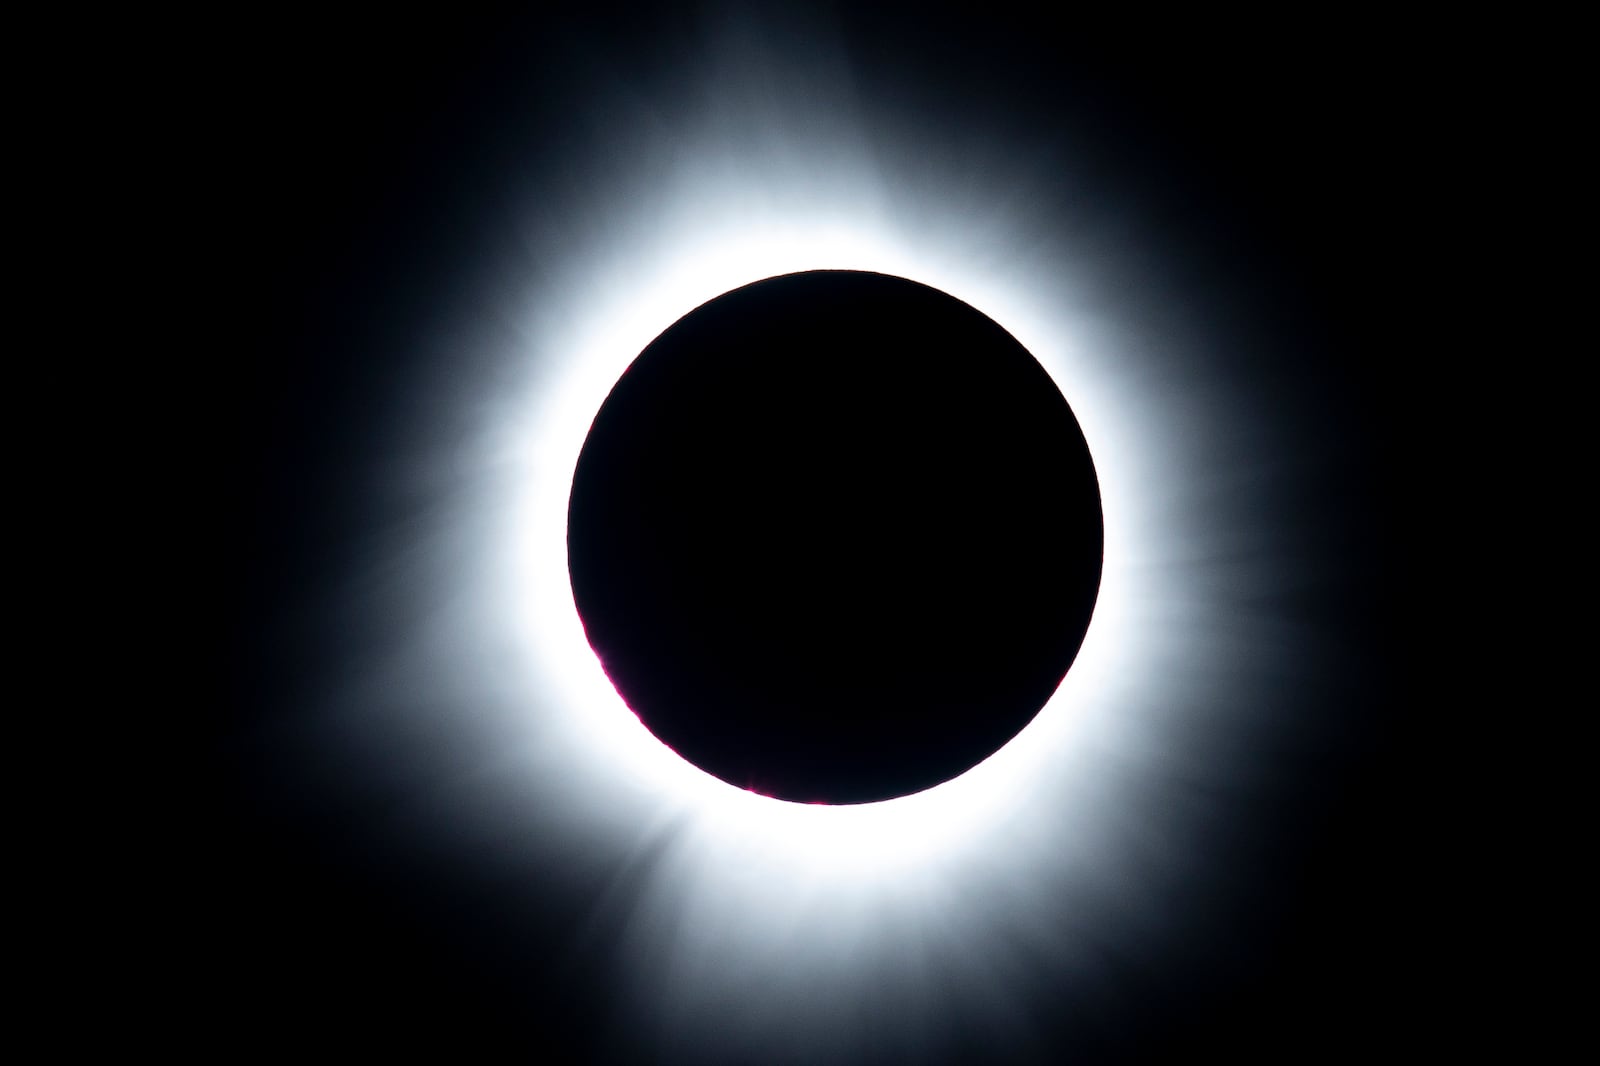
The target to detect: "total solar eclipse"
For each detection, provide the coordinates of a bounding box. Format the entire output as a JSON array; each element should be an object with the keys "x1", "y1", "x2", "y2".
[{"x1": 568, "y1": 270, "x2": 1102, "y2": 804}]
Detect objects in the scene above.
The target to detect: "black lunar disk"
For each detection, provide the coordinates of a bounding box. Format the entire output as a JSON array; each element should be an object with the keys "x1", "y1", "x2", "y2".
[{"x1": 568, "y1": 270, "x2": 1102, "y2": 804}]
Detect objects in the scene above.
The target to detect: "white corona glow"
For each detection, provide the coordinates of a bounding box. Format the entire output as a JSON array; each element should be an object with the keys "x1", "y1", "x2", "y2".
[
  {"x1": 315, "y1": 17, "x2": 1355, "y2": 1061},
  {"x1": 499, "y1": 199, "x2": 1151, "y2": 885}
]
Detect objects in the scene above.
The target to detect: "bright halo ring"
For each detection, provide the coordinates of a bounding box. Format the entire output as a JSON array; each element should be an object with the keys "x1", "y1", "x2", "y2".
[
  {"x1": 498, "y1": 204, "x2": 1154, "y2": 885},
  {"x1": 242, "y1": 18, "x2": 1374, "y2": 1060}
]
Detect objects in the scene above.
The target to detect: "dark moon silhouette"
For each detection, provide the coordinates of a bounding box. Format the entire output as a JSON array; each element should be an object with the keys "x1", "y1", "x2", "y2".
[{"x1": 567, "y1": 270, "x2": 1102, "y2": 804}]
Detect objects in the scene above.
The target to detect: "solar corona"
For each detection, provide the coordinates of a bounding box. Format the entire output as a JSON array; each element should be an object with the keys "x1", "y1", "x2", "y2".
[{"x1": 232, "y1": 14, "x2": 1394, "y2": 1060}]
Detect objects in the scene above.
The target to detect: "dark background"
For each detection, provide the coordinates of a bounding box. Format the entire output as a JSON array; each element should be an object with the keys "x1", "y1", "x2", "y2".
[{"x1": 211, "y1": 7, "x2": 1444, "y2": 1061}]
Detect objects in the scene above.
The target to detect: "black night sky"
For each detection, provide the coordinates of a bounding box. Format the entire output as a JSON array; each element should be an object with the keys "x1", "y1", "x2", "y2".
[{"x1": 215, "y1": 8, "x2": 1434, "y2": 1062}]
